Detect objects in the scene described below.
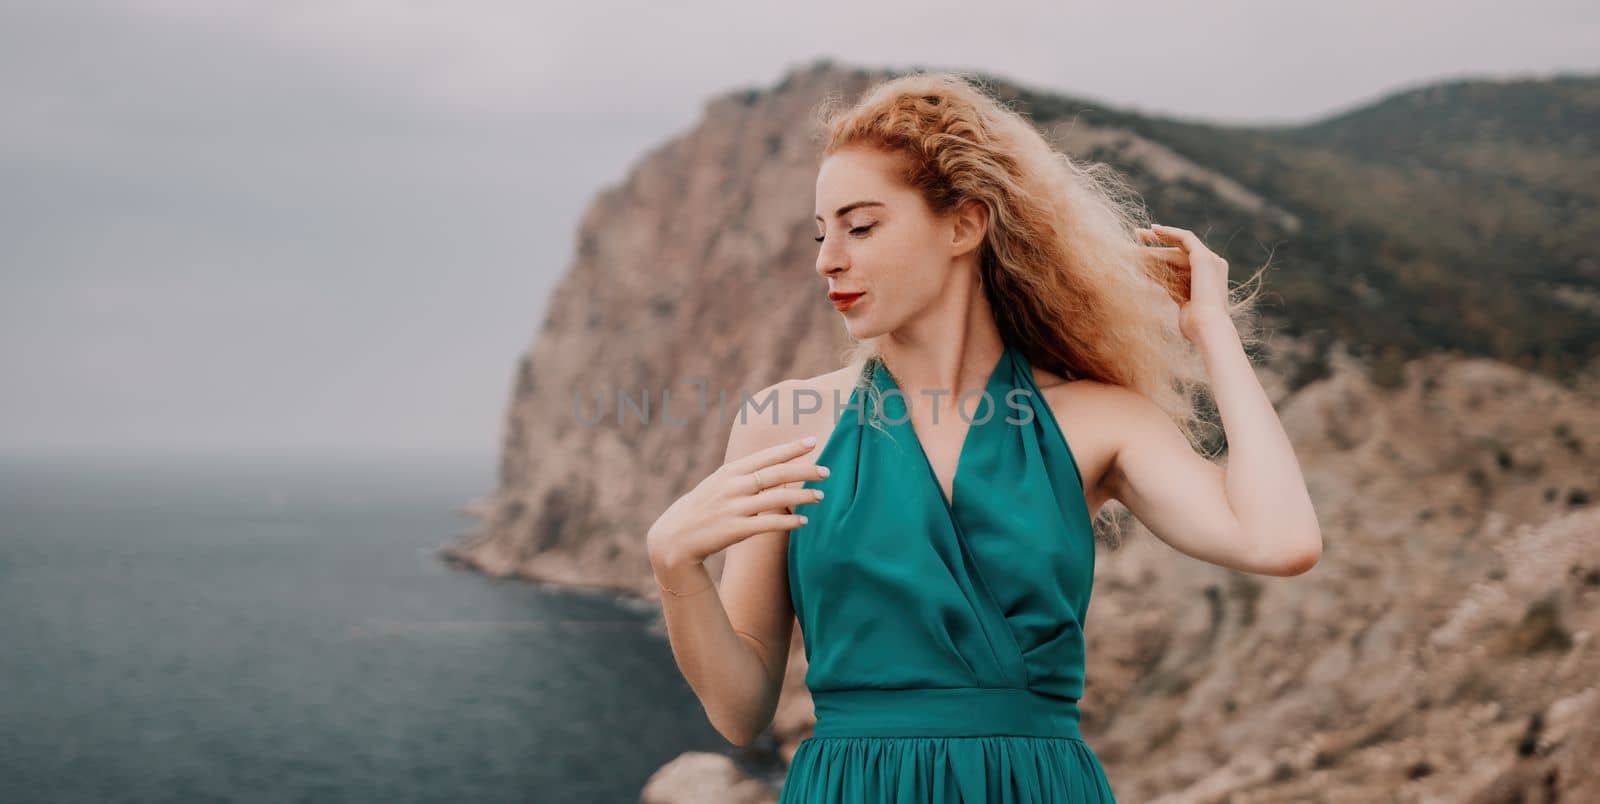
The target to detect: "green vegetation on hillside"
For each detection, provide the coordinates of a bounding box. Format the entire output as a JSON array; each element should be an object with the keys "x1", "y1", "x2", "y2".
[{"x1": 995, "y1": 72, "x2": 1600, "y2": 385}]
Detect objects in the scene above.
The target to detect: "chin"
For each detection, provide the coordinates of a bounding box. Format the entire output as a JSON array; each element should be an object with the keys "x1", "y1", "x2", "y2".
[{"x1": 843, "y1": 317, "x2": 887, "y2": 340}]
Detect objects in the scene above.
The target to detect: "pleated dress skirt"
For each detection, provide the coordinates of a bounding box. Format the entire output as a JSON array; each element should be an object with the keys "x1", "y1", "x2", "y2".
[{"x1": 778, "y1": 688, "x2": 1117, "y2": 803}]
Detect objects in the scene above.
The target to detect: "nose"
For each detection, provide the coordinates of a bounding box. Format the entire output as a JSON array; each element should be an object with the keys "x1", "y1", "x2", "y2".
[{"x1": 815, "y1": 242, "x2": 846, "y2": 277}]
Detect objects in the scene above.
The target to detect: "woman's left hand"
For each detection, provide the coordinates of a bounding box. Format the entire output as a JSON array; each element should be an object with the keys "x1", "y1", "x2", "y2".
[{"x1": 1135, "y1": 223, "x2": 1233, "y2": 343}]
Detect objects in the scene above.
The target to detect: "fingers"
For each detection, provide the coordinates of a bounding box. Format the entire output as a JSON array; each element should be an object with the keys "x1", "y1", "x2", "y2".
[
  {"x1": 722, "y1": 437, "x2": 830, "y2": 499},
  {"x1": 1141, "y1": 224, "x2": 1227, "y2": 273},
  {"x1": 1135, "y1": 229, "x2": 1187, "y2": 262},
  {"x1": 1140, "y1": 244, "x2": 1189, "y2": 264},
  {"x1": 1135, "y1": 228, "x2": 1190, "y2": 266},
  {"x1": 730, "y1": 485, "x2": 825, "y2": 516},
  {"x1": 698, "y1": 505, "x2": 812, "y2": 556},
  {"x1": 722, "y1": 463, "x2": 829, "y2": 501},
  {"x1": 725, "y1": 436, "x2": 819, "y2": 476},
  {"x1": 742, "y1": 512, "x2": 810, "y2": 535},
  {"x1": 1148, "y1": 223, "x2": 1208, "y2": 256},
  {"x1": 748, "y1": 459, "x2": 830, "y2": 492}
]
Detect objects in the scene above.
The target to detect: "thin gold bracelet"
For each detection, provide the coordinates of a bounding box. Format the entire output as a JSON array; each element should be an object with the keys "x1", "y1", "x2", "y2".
[{"x1": 657, "y1": 577, "x2": 716, "y2": 598}]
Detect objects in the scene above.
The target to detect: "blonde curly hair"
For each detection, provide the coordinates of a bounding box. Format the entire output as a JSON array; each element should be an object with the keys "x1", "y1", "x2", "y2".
[{"x1": 813, "y1": 70, "x2": 1272, "y2": 543}]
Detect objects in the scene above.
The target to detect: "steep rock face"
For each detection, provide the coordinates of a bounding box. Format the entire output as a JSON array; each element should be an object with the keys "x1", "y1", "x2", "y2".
[
  {"x1": 442, "y1": 60, "x2": 1600, "y2": 801},
  {"x1": 442, "y1": 64, "x2": 888, "y2": 592},
  {"x1": 442, "y1": 58, "x2": 1309, "y2": 598},
  {"x1": 1075, "y1": 353, "x2": 1599, "y2": 802}
]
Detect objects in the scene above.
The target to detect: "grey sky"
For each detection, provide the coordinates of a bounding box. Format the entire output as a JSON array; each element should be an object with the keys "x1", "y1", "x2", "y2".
[{"x1": 2, "y1": 1, "x2": 1594, "y2": 457}]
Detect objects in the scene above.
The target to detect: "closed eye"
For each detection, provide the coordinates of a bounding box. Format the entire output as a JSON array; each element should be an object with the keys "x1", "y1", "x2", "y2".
[{"x1": 813, "y1": 225, "x2": 874, "y2": 243}]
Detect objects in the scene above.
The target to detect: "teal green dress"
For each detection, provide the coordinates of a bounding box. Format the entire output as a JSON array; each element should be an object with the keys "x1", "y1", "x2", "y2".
[{"x1": 780, "y1": 341, "x2": 1117, "y2": 803}]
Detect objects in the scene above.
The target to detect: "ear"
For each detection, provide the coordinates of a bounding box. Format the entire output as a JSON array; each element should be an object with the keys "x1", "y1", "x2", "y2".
[{"x1": 949, "y1": 199, "x2": 989, "y2": 256}]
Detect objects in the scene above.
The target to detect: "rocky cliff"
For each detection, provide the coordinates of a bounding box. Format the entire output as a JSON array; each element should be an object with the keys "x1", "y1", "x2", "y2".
[
  {"x1": 442, "y1": 63, "x2": 883, "y2": 594},
  {"x1": 1066, "y1": 351, "x2": 1599, "y2": 802},
  {"x1": 640, "y1": 347, "x2": 1600, "y2": 804},
  {"x1": 442, "y1": 60, "x2": 1600, "y2": 802}
]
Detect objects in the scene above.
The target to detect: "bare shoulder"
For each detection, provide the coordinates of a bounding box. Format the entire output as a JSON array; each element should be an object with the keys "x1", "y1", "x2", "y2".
[
  {"x1": 1033, "y1": 368, "x2": 1149, "y2": 411},
  {"x1": 725, "y1": 365, "x2": 860, "y2": 463},
  {"x1": 787, "y1": 363, "x2": 864, "y2": 399},
  {"x1": 1028, "y1": 366, "x2": 1143, "y2": 518},
  {"x1": 782, "y1": 364, "x2": 861, "y2": 452}
]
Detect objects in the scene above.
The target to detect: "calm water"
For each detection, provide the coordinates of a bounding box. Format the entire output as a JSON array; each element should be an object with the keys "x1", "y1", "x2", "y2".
[{"x1": 0, "y1": 452, "x2": 762, "y2": 803}]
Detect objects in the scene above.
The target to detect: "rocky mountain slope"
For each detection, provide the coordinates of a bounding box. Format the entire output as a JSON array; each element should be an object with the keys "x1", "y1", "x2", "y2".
[
  {"x1": 441, "y1": 60, "x2": 1600, "y2": 801},
  {"x1": 645, "y1": 345, "x2": 1599, "y2": 804}
]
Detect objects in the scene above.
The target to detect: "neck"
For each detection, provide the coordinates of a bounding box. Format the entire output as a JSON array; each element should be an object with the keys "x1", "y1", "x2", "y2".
[{"x1": 875, "y1": 273, "x2": 1005, "y2": 404}]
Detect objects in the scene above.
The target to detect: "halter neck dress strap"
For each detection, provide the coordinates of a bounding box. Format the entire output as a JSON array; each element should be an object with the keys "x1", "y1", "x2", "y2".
[{"x1": 780, "y1": 340, "x2": 1116, "y2": 802}]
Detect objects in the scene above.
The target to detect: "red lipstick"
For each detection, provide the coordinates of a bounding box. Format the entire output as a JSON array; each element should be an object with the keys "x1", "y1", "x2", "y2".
[{"x1": 828, "y1": 290, "x2": 865, "y2": 312}]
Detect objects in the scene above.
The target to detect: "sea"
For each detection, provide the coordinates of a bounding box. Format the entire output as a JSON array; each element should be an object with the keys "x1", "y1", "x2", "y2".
[{"x1": 0, "y1": 451, "x2": 777, "y2": 803}]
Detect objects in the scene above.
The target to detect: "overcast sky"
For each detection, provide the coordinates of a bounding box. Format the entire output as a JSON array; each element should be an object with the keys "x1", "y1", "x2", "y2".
[{"x1": 2, "y1": 1, "x2": 1595, "y2": 459}]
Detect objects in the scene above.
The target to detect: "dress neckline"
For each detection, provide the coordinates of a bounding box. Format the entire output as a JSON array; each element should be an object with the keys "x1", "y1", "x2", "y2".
[{"x1": 869, "y1": 343, "x2": 1014, "y2": 512}]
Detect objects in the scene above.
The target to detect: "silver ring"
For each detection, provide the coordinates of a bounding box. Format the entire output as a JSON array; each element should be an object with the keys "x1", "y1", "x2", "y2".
[{"x1": 751, "y1": 468, "x2": 764, "y2": 494}]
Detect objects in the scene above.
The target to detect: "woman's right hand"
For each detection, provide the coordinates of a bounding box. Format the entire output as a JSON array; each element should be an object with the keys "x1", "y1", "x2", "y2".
[{"x1": 646, "y1": 436, "x2": 829, "y2": 571}]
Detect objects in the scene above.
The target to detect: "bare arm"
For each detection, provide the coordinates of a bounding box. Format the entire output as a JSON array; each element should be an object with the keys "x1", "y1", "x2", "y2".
[
  {"x1": 649, "y1": 382, "x2": 822, "y2": 745},
  {"x1": 1101, "y1": 223, "x2": 1323, "y2": 576},
  {"x1": 1098, "y1": 318, "x2": 1322, "y2": 576}
]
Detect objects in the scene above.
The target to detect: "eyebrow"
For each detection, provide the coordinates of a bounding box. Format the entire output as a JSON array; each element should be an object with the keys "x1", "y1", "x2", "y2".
[{"x1": 815, "y1": 200, "x2": 886, "y2": 222}]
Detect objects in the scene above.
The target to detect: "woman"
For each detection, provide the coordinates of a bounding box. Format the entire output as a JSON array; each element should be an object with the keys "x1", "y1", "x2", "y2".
[{"x1": 646, "y1": 71, "x2": 1322, "y2": 803}]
